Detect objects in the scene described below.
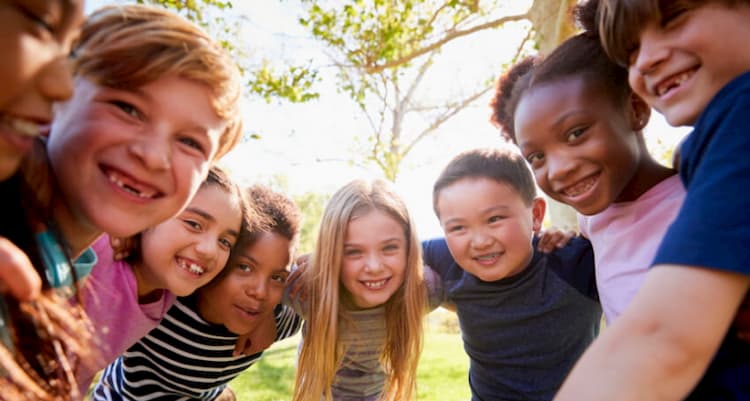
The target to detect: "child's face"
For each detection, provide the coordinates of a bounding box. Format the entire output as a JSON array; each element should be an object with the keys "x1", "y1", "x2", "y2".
[
  {"x1": 628, "y1": 3, "x2": 750, "y2": 126},
  {"x1": 437, "y1": 177, "x2": 543, "y2": 282},
  {"x1": 136, "y1": 183, "x2": 242, "y2": 298},
  {"x1": 47, "y1": 76, "x2": 228, "y2": 240},
  {"x1": 514, "y1": 77, "x2": 644, "y2": 215},
  {"x1": 340, "y1": 209, "x2": 407, "y2": 309},
  {"x1": 197, "y1": 232, "x2": 292, "y2": 335},
  {"x1": 0, "y1": 0, "x2": 83, "y2": 180}
]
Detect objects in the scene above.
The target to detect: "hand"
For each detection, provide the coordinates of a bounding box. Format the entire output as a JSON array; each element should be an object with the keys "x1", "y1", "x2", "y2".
[
  {"x1": 233, "y1": 315, "x2": 277, "y2": 357},
  {"x1": 0, "y1": 237, "x2": 41, "y2": 301},
  {"x1": 287, "y1": 253, "x2": 310, "y2": 301},
  {"x1": 536, "y1": 227, "x2": 577, "y2": 253}
]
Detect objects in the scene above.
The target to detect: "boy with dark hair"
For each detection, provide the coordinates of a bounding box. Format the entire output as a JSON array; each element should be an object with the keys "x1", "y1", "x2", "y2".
[
  {"x1": 423, "y1": 147, "x2": 601, "y2": 401},
  {"x1": 555, "y1": 1, "x2": 750, "y2": 400}
]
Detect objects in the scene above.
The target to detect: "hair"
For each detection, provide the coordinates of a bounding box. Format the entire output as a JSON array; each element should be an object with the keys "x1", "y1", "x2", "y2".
[
  {"x1": 433, "y1": 148, "x2": 537, "y2": 214},
  {"x1": 220, "y1": 185, "x2": 302, "y2": 278},
  {"x1": 0, "y1": 173, "x2": 94, "y2": 400},
  {"x1": 71, "y1": 4, "x2": 243, "y2": 159},
  {"x1": 490, "y1": 2, "x2": 634, "y2": 144},
  {"x1": 292, "y1": 179, "x2": 426, "y2": 401},
  {"x1": 596, "y1": 0, "x2": 750, "y2": 67},
  {"x1": 125, "y1": 165, "x2": 249, "y2": 266}
]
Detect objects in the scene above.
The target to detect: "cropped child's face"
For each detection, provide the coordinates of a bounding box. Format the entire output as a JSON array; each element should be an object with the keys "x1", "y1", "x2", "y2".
[
  {"x1": 0, "y1": 0, "x2": 83, "y2": 180},
  {"x1": 47, "y1": 76, "x2": 228, "y2": 240},
  {"x1": 627, "y1": 3, "x2": 750, "y2": 126},
  {"x1": 514, "y1": 77, "x2": 644, "y2": 215},
  {"x1": 136, "y1": 183, "x2": 242, "y2": 298},
  {"x1": 437, "y1": 177, "x2": 543, "y2": 282},
  {"x1": 197, "y1": 232, "x2": 292, "y2": 335},
  {"x1": 340, "y1": 209, "x2": 407, "y2": 309}
]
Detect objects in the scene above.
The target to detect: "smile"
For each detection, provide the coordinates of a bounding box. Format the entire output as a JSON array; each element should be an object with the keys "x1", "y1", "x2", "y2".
[
  {"x1": 473, "y1": 252, "x2": 501, "y2": 265},
  {"x1": 562, "y1": 174, "x2": 598, "y2": 198},
  {"x1": 105, "y1": 168, "x2": 160, "y2": 199},
  {"x1": 0, "y1": 115, "x2": 43, "y2": 138},
  {"x1": 177, "y1": 257, "x2": 206, "y2": 276},
  {"x1": 361, "y1": 278, "x2": 389, "y2": 289},
  {"x1": 655, "y1": 68, "x2": 696, "y2": 97}
]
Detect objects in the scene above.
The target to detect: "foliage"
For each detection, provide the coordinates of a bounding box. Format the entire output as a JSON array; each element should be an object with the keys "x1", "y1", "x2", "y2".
[
  {"x1": 138, "y1": 0, "x2": 320, "y2": 104},
  {"x1": 292, "y1": 191, "x2": 329, "y2": 255}
]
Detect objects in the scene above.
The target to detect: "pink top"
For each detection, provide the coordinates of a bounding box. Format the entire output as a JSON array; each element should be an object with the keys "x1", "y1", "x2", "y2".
[
  {"x1": 579, "y1": 175, "x2": 685, "y2": 323},
  {"x1": 77, "y1": 235, "x2": 176, "y2": 394}
]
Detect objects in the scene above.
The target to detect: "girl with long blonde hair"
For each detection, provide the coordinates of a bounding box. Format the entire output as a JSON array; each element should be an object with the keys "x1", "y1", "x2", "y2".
[{"x1": 289, "y1": 179, "x2": 428, "y2": 401}]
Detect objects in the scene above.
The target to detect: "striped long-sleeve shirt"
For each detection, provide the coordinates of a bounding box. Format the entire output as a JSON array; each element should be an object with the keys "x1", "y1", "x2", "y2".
[{"x1": 92, "y1": 296, "x2": 301, "y2": 401}]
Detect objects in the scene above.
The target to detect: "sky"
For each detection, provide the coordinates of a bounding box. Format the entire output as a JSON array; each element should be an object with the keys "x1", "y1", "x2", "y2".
[{"x1": 87, "y1": 0, "x2": 691, "y2": 239}]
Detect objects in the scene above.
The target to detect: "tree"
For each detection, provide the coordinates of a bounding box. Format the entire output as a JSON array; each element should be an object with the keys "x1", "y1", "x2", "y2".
[{"x1": 298, "y1": 0, "x2": 577, "y2": 182}]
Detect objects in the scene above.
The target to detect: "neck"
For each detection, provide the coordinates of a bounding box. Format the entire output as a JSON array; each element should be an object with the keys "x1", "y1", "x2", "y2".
[
  {"x1": 51, "y1": 197, "x2": 102, "y2": 259},
  {"x1": 616, "y1": 156, "x2": 676, "y2": 203},
  {"x1": 132, "y1": 261, "x2": 163, "y2": 303}
]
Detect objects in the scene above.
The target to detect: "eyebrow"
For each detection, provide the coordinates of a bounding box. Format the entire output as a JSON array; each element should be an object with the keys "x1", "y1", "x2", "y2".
[
  {"x1": 550, "y1": 109, "x2": 588, "y2": 131},
  {"x1": 184, "y1": 207, "x2": 239, "y2": 238}
]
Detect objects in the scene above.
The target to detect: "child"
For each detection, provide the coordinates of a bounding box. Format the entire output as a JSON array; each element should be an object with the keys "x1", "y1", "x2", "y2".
[
  {"x1": 0, "y1": 1, "x2": 87, "y2": 399},
  {"x1": 490, "y1": 9, "x2": 684, "y2": 324},
  {"x1": 423, "y1": 148, "x2": 600, "y2": 401},
  {"x1": 77, "y1": 165, "x2": 246, "y2": 393},
  {"x1": 554, "y1": 1, "x2": 750, "y2": 400},
  {"x1": 91, "y1": 184, "x2": 302, "y2": 400},
  {"x1": 290, "y1": 179, "x2": 431, "y2": 401}
]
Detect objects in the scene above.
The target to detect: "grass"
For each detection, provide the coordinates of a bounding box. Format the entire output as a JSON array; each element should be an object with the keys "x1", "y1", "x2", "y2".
[{"x1": 230, "y1": 310, "x2": 470, "y2": 401}]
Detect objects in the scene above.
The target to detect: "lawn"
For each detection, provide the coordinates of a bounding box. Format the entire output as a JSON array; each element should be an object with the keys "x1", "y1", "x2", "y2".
[{"x1": 230, "y1": 310, "x2": 470, "y2": 401}]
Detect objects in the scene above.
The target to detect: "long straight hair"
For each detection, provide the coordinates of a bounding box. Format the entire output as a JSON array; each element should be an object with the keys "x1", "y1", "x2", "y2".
[{"x1": 292, "y1": 179, "x2": 427, "y2": 401}]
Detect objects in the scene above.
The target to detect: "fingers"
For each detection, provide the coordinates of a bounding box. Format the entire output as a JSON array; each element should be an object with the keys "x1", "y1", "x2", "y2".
[
  {"x1": 233, "y1": 335, "x2": 250, "y2": 357},
  {"x1": 537, "y1": 228, "x2": 577, "y2": 253},
  {"x1": 0, "y1": 238, "x2": 42, "y2": 301}
]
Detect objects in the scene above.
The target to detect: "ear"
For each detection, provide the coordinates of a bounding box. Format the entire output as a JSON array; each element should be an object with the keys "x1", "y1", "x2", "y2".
[
  {"x1": 629, "y1": 92, "x2": 651, "y2": 131},
  {"x1": 531, "y1": 197, "x2": 546, "y2": 233}
]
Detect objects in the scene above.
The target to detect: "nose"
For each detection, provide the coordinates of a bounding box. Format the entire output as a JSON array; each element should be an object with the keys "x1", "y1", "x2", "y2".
[
  {"x1": 246, "y1": 279, "x2": 268, "y2": 301},
  {"x1": 470, "y1": 229, "x2": 492, "y2": 249},
  {"x1": 632, "y1": 27, "x2": 669, "y2": 75},
  {"x1": 546, "y1": 152, "x2": 577, "y2": 184},
  {"x1": 363, "y1": 253, "x2": 383, "y2": 274},
  {"x1": 129, "y1": 128, "x2": 172, "y2": 171},
  {"x1": 38, "y1": 57, "x2": 74, "y2": 103},
  {"x1": 194, "y1": 235, "x2": 218, "y2": 263}
]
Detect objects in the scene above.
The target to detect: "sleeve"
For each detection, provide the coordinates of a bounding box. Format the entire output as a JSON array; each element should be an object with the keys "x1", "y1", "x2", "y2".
[
  {"x1": 423, "y1": 265, "x2": 447, "y2": 310},
  {"x1": 546, "y1": 236, "x2": 598, "y2": 300},
  {"x1": 274, "y1": 304, "x2": 302, "y2": 341},
  {"x1": 421, "y1": 237, "x2": 456, "y2": 277},
  {"x1": 653, "y1": 89, "x2": 750, "y2": 275}
]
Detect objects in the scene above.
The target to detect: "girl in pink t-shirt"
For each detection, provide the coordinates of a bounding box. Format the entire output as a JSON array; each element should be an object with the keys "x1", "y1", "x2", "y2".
[{"x1": 78, "y1": 166, "x2": 247, "y2": 393}]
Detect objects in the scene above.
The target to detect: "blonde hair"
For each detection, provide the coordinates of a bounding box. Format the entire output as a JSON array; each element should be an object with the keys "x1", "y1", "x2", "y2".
[
  {"x1": 292, "y1": 179, "x2": 426, "y2": 401},
  {"x1": 72, "y1": 4, "x2": 243, "y2": 159}
]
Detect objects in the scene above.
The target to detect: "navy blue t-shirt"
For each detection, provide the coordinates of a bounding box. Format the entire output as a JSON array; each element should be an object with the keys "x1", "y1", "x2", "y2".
[
  {"x1": 423, "y1": 236, "x2": 600, "y2": 401},
  {"x1": 653, "y1": 70, "x2": 750, "y2": 399}
]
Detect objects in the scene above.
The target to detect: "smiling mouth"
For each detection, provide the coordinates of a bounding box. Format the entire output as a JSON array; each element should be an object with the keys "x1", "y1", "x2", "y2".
[
  {"x1": 177, "y1": 258, "x2": 206, "y2": 276},
  {"x1": 105, "y1": 168, "x2": 160, "y2": 199},
  {"x1": 0, "y1": 115, "x2": 43, "y2": 138},
  {"x1": 656, "y1": 69, "x2": 696, "y2": 97},
  {"x1": 473, "y1": 252, "x2": 500, "y2": 265},
  {"x1": 562, "y1": 175, "x2": 597, "y2": 198},
  {"x1": 362, "y1": 278, "x2": 389, "y2": 289}
]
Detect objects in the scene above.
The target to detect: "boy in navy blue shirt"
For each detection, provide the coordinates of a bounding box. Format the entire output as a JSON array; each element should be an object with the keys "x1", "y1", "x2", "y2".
[
  {"x1": 423, "y1": 148, "x2": 600, "y2": 401},
  {"x1": 555, "y1": 1, "x2": 750, "y2": 400}
]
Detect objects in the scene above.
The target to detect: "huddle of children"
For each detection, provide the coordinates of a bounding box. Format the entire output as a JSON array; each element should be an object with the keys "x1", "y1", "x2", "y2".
[{"x1": 2, "y1": 0, "x2": 750, "y2": 400}]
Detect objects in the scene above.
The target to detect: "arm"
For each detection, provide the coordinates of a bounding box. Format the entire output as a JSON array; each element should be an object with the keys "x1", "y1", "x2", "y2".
[{"x1": 555, "y1": 264, "x2": 750, "y2": 401}]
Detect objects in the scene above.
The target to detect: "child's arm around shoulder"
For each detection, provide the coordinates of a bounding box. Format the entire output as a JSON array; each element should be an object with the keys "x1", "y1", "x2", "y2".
[
  {"x1": 542, "y1": 235, "x2": 597, "y2": 301},
  {"x1": 555, "y1": 264, "x2": 749, "y2": 401}
]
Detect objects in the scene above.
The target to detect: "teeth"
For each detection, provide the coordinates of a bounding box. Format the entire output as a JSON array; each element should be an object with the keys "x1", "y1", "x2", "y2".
[
  {"x1": 563, "y1": 176, "x2": 596, "y2": 197},
  {"x1": 364, "y1": 279, "x2": 387, "y2": 289},
  {"x1": 475, "y1": 253, "x2": 498, "y2": 261},
  {"x1": 1, "y1": 116, "x2": 41, "y2": 137},
  {"x1": 107, "y1": 171, "x2": 157, "y2": 199},
  {"x1": 178, "y1": 259, "x2": 205, "y2": 275},
  {"x1": 657, "y1": 72, "x2": 691, "y2": 96}
]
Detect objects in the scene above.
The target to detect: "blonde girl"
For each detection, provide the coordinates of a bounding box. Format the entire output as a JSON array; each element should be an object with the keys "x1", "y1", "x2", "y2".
[{"x1": 290, "y1": 179, "x2": 427, "y2": 401}]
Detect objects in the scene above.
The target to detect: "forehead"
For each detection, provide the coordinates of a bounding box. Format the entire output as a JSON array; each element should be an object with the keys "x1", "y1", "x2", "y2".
[
  {"x1": 437, "y1": 177, "x2": 524, "y2": 217},
  {"x1": 346, "y1": 209, "x2": 404, "y2": 239}
]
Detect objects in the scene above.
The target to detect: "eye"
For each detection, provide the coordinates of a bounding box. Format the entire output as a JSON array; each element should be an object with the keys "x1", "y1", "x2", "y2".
[
  {"x1": 526, "y1": 152, "x2": 545, "y2": 167},
  {"x1": 237, "y1": 263, "x2": 253, "y2": 272},
  {"x1": 183, "y1": 219, "x2": 202, "y2": 231},
  {"x1": 344, "y1": 248, "x2": 361, "y2": 257},
  {"x1": 447, "y1": 224, "x2": 465, "y2": 233},
  {"x1": 566, "y1": 126, "x2": 587, "y2": 142},
  {"x1": 660, "y1": 5, "x2": 688, "y2": 28},
  {"x1": 179, "y1": 136, "x2": 206, "y2": 153},
  {"x1": 17, "y1": 4, "x2": 56, "y2": 36},
  {"x1": 488, "y1": 215, "x2": 505, "y2": 224},
  {"x1": 383, "y1": 243, "x2": 400, "y2": 253},
  {"x1": 272, "y1": 272, "x2": 289, "y2": 284},
  {"x1": 110, "y1": 100, "x2": 142, "y2": 119},
  {"x1": 218, "y1": 237, "x2": 234, "y2": 250}
]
